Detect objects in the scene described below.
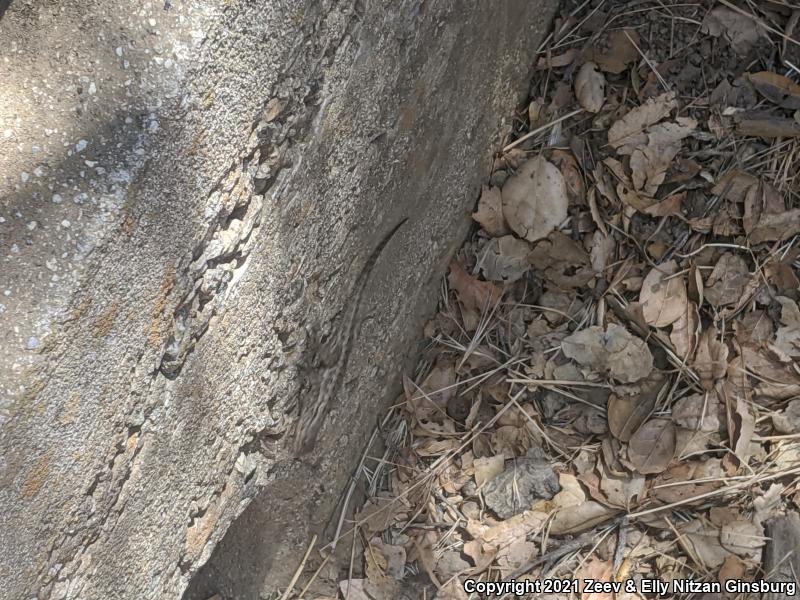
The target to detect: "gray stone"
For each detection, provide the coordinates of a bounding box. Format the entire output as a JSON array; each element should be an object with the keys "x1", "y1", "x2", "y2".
[{"x1": 484, "y1": 448, "x2": 560, "y2": 519}]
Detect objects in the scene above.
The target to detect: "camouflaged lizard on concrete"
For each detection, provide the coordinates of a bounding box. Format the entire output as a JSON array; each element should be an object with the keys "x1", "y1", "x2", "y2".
[{"x1": 293, "y1": 218, "x2": 408, "y2": 454}]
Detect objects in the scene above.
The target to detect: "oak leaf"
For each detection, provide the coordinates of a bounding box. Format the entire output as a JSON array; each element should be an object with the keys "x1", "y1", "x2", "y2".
[
  {"x1": 562, "y1": 324, "x2": 653, "y2": 383},
  {"x1": 502, "y1": 155, "x2": 569, "y2": 242},
  {"x1": 472, "y1": 185, "x2": 510, "y2": 236},
  {"x1": 694, "y1": 329, "x2": 729, "y2": 391},
  {"x1": 608, "y1": 92, "x2": 677, "y2": 152},
  {"x1": 640, "y1": 260, "x2": 688, "y2": 327},
  {"x1": 575, "y1": 62, "x2": 606, "y2": 113}
]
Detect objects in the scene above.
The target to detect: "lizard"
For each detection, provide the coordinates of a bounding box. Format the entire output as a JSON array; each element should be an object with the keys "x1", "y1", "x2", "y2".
[{"x1": 292, "y1": 217, "x2": 408, "y2": 455}]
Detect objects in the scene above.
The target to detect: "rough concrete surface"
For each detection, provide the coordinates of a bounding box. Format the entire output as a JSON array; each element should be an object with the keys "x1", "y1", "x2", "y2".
[{"x1": 0, "y1": 0, "x2": 556, "y2": 598}]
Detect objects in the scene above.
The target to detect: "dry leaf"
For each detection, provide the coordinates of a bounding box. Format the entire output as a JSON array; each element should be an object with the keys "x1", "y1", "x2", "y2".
[
  {"x1": 481, "y1": 235, "x2": 530, "y2": 282},
  {"x1": 616, "y1": 182, "x2": 656, "y2": 211},
  {"x1": 551, "y1": 149, "x2": 585, "y2": 205},
  {"x1": 502, "y1": 155, "x2": 569, "y2": 242},
  {"x1": 608, "y1": 373, "x2": 663, "y2": 442},
  {"x1": 528, "y1": 231, "x2": 593, "y2": 289},
  {"x1": 365, "y1": 541, "x2": 398, "y2": 598},
  {"x1": 651, "y1": 459, "x2": 724, "y2": 504},
  {"x1": 748, "y1": 71, "x2": 800, "y2": 109},
  {"x1": 472, "y1": 185, "x2": 510, "y2": 236},
  {"x1": 731, "y1": 395, "x2": 755, "y2": 466},
  {"x1": 598, "y1": 461, "x2": 645, "y2": 508},
  {"x1": 743, "y1": 182, "x2": 770, "y2": 234},
  {"x1": 702, "y1": 7, "x2": 763, "y2": 56},
  {"x1": 355, "y1": 496, "x2": 401, "y2": 537},
  {"x1": 720, "y1": 519, "x2": 764, "y2": 561},
  {"x1": 588, "y1": 28, "x2": 639, "y2": 74},
  {"x1": 537, "y1": 49, "x2": 578, "y2": 69},
  {"x1": 561, "y1": 324, "x2": 654, "y2": 383},
  {"x1": 670, "y1": 300, "x2": 699, "y2": 361},
  {"x1": 448, "y1": 262, "x2": 502, "y2": 315},
  {"x1": 338, "y1": 579, "x2": 382, "y2": 600},
  {"x1": 733, "y1": 346, "x2": 800, "y2": 400},
  {"x1": 773, "y1": 399, "x2": 800, "y2": 434},
  {"x1": 733, "y1": 310, "x2": 773, "y2": 347},
  {"x1": 642, "y1": 192, "x2": 684, "y2": 217},
  {"x1": 462, "y1": 539, "x2": 496, "y2": 573},
  {"x1": 370, "y1": 539, "x2": 406, "y2": 580},
  {"x1": 694, "y1": 329, "x2": 729, "y2": 391},
  {"x1": 754, "y1": 483, "x2": 784, "y2": 524},
  {"x1": 552, "y1": 472, "x2": 586, "y2": 509},
  {"x1": 680, "y1": 521, "x2": 731, "y2": 569},
  {"x1": 608, "y1": 92, "x2": 678, "y2": 151},
  {"x1": 550, "y1": 500, "x2": 617, "y2": 535},
  {"x1": 628, "y1": 418, "x2": 676, "y2": 475},
  {"x1": 575, "y1": 62, "x2": 606, "y2": 113},
  {"x1": 405, "y1": 362, "x2": 456, "y2": 431},
  {"x1": 770, "y1": 297, "x2": 800, "y2": 362},
  {"x1": 711, "y1": 170, "x2": 759, "y2": 203},
  {"x1": 578, "y1": 559, "x2": 615, "y2": 600},
  {"x1": 672, "y1": 393, "x2": 723, "y2": 433},
  {"x1": 704, "y1": 254, "x2": 750, "y2": 308},
  {"x1": 473, "y1": 455, "x2": 505, "y2": 488},
  {"x1": 628, "y1": 117, "x2": 697, "y2": 196},
  {"x1": 640, "y1": 260, "x2": 688, "y2": 328},
  {"x1": 749, "y1": 209, "x2": 800, "y2": 244},
  {"x1": 718, "y1": 554, "x2": 747, "y2": 587}
]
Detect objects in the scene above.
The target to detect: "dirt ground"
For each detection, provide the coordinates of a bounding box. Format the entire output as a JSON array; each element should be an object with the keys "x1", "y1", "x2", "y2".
[{"x1": 279, "y1": 1, "x2": 800, "y2": 598}]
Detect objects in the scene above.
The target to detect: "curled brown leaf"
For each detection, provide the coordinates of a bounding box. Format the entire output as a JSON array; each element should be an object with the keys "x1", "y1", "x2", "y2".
[{"x1": 640, "y1": 260, "x2": 688, "y2": 328}]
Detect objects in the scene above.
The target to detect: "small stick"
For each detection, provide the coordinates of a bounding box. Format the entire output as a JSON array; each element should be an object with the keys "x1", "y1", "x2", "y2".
[
  {"x1": 297, "y1": 555, "x2": 330, "y2": 599},
  {"x1": 624, "y1": 30, "x2": 670, "y2": 92},
  {"x1": 280, "y1": 535, "x2": 318, "y2": 600},
  {"x1": 502, "y1": 109, "x2": 584, "y2": 153},
  {"x1": 628, "y1": 465, "x2": 800, "y2": 519}
]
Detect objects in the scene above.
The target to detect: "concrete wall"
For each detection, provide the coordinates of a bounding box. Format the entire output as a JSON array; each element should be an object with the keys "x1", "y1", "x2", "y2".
[{"x1": 0, "y1": 0, "x2": 556, "y2": 597}]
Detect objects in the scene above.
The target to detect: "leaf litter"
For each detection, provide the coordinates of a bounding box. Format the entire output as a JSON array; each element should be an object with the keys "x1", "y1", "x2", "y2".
[{"x1": 285, "y1": 2, "x2": 800, "y2": 598}]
